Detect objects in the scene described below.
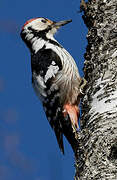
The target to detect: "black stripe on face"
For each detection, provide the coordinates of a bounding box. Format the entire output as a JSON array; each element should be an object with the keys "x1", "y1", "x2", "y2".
[
  {"x1": 20, "y1": 25, "x2": 63, "y2": 53},
  {"x1": 27, "y1": 27, "x2": 63, "y2": 48}
]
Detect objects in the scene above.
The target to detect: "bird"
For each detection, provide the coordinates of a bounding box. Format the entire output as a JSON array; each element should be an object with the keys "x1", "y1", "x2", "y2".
[{"x1": 20, "y1": 17, "x2": 82, "y2": 154}]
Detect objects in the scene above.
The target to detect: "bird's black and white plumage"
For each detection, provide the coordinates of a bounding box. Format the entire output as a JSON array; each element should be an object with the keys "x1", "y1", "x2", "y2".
[{"x1": 20, "y1": 17, "x2": 81, "y2": 154}]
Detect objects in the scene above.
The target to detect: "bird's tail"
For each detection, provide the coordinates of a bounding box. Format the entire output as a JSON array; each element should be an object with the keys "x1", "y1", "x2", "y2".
[{"x1": 54, "y1": 128, "x2": 64, "y2": 154}]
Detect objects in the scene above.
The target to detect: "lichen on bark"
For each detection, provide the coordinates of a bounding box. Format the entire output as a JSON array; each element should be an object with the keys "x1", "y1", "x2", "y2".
[{"x1": 75, "y1": 0, "x2": 117, "y2": 179}]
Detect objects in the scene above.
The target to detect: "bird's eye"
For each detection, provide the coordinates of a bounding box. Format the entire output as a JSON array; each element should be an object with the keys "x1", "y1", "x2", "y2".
[
  {"x1": 28, "y1": 27, "x2": 32, "y2": 30},
  {"x1": 41, "y1": 19, "x2": 46, "y2": 23}
]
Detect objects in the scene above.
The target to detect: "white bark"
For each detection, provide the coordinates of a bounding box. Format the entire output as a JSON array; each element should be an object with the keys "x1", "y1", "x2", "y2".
[{"x1": 75, "y1": 0, "x2": 117, "y2": 179}]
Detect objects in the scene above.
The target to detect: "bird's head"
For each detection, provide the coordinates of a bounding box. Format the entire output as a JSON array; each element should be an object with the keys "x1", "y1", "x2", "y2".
[{"x1": 20, "y1": 17, "x2": 72, "y2": 50}]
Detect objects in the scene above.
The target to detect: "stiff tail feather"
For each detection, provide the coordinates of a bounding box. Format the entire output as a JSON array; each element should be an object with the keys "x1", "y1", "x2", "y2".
[{"x1": 54, "y1": 129, "x2": 64, "y2": 154}]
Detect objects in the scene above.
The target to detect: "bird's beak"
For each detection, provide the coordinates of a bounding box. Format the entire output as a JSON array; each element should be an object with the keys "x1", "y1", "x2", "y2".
[{"x1": 52, "y1": 19, "x2": 72, "y2": 28}]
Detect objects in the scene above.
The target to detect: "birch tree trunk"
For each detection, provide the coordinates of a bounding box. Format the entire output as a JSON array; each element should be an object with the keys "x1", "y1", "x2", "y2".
[{"x1": 75, "y1": 0, "x2": 117, "y2": 179}]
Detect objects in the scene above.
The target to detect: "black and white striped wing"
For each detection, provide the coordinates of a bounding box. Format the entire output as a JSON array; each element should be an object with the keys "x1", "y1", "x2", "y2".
[{"x1": 31, "y1": 48, "x2": 64, "y2": 153}]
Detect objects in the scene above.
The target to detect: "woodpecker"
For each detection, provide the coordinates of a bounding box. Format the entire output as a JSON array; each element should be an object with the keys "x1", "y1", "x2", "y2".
[{"x1": 20, "y1": 17, "x2": 82, "y2": 154}]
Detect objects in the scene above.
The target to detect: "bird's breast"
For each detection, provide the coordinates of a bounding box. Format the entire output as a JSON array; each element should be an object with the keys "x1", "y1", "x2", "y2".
[{"x1": 50, "y1": 47, "x2": 81, "y2": 105}]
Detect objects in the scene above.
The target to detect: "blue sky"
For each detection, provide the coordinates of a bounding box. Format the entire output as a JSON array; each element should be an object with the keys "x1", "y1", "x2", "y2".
[{"x1": 0, "y1": 0, "x2": 87, "y2": 179}]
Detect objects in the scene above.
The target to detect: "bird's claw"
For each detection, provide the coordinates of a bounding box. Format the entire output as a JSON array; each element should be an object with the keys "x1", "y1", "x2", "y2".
[{"x1": 80, "y1": 77, "x2": 87, "y2": 95}]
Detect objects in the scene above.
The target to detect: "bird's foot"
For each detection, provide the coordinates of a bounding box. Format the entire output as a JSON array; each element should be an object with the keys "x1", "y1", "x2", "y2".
[{"x1": 80, "y1": 77, "x2": 87, "y2": 95}]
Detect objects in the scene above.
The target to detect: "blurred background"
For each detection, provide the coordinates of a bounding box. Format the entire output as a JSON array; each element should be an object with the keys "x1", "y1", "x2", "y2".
[{"x1": 0, "y1": 0, "x2": 87, "y2": 179}]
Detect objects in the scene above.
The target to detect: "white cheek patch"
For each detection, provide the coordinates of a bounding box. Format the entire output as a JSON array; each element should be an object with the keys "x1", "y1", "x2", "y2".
[
  {"x1": 44, "y1": 62, "x2": 59, "y2": 83},
  {"x1": 32, "y1": 38, "x2": 45, "y2": 53},
  {"x1": 25, "y1": 33, "x2": 34, "y2": 40},
  {"x1": 46, "y1": 28, "x2": 57, "y2": 39}
]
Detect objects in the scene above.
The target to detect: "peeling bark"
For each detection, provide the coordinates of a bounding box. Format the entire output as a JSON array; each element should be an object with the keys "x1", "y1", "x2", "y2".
[{"x1": 75, "y1": 0, "x2": 117, "y2": 179}]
